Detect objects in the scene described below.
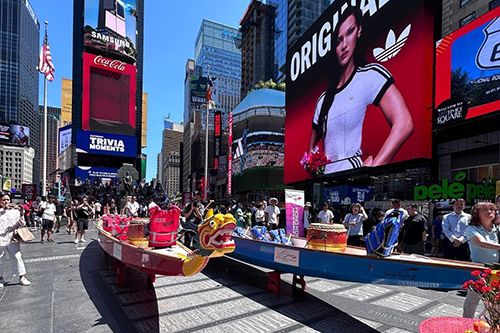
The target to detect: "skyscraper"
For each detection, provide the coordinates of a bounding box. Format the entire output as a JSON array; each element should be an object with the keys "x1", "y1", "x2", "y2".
[
  {"x1": 0, "y1": 0, "x2": 40, "y2": 183},
  {"x1": 38, "y1": 105, "x2": 60, "y2": 187}
]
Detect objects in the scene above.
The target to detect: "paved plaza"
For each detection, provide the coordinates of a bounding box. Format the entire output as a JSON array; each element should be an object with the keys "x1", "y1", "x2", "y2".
[{"x1": 0, "y1": 225, "x2": 478, "y2": 332}]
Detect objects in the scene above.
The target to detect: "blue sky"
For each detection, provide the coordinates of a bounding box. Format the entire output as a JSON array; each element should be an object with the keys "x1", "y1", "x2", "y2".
[{"x1": 31, "y1": 0, "x2": 250, "y2": 181}]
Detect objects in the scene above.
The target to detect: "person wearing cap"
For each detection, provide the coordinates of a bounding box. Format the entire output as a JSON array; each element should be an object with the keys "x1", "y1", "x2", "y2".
[
  {"x1": 39, "y1": 194, "x2": 56, "y2": 243},
  {"x1": 401, "y1": 204, "x2": 427, "y2": 255},
  {"x1": 265, "y1": 198, "x2": 280, "y2": 230},
  {"x1": 430, "y1": 211, "x2": 445, "y2": 257},
  {"x1": 304, "y1": 202, "x2": 313, "y2": 235}
]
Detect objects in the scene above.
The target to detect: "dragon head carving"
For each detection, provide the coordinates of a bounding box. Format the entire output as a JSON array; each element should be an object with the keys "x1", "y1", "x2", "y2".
[{"x1": 197, "y1": 209, "x2": 236, "y2": 257}]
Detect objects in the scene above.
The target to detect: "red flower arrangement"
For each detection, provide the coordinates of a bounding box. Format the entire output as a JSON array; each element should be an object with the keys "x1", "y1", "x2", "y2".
[
  {"x1": 300, "y1": 146, "x2": 331, "y2": 177},
  {"x1": 463, "y1": 268, "x2": 500, "y2": 331}
]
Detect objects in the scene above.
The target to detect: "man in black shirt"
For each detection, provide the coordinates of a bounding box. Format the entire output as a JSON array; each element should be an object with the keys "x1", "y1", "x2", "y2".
[
  {"x1": 402, "y1": 204, "x2": 427, "y2": 255},
  {"x1": 54, "y1": 197, "x2": 65, "y2": 233},
  {"x1": 182, "y1": 191, "x2": 204, "y2": 248}
]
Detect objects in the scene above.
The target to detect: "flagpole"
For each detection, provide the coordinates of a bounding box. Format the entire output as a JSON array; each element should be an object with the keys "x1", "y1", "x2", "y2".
[
  {"x1": 42, "y1": 21, "x2": 48, "y2": 197},
  {"x1": 204, "y1": 65, "x2": 210, "y2": 202}
]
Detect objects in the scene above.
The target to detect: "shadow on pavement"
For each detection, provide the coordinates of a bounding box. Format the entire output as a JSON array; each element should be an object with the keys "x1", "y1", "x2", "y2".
[
  {"x1": 203, "y1": 256, "x2": 379, "y2": 333},
  {"x1": 79, "y1": 239, "x2": 160, "y2": 333}
]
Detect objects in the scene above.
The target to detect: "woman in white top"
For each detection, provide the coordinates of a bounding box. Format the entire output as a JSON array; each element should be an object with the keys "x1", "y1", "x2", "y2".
[
  {"x1": 343, "y1": 203, "x2": 368, "y2": 247},
  {"x1": 308, "y1": 5, "x2": 413, "y2": 174}
]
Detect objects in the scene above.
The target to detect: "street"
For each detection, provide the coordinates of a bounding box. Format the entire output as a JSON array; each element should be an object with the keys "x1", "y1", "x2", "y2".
[{"x1": 0, "y1": 224, "x2": 478, "y2": 333}]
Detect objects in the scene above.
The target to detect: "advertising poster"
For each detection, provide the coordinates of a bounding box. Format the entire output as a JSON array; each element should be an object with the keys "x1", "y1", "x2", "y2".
[
  {"x1": 76, "y1": 130, "x2": 137, "y2": 158},
  {"x1": 435, "y1": 7, "x2": 500, "y2": 126},
  {"x1": 190, "y1": 76, "x2": 208, "y2": 104},
  {"x1": 59, "y1": 126, "x2": 72, "y2": 154},
  {"x1": 61, "y1": 78, "x2": 72, "y2": 126},
  {"x1": 84, "y1": 0, "x2": 137, "y2": 63},
  {"x1": 141, "y1": 92, "x2": 147, "y2": 148},
  {"x1": 324, "y1": 185, "x2": 374, "y2": 205},
  {"x1": 75, "y1": 166, "x2": 118, "y2": 184},
  {"x1": 285, "y1": 0, "x2": 435, "y2": 184},
  {"x1": 82, "y1": 52, "x2": 136, "y2": 136},
  {"x1": 285, "y1": 189, "x2": 305, "y2": 237},
  {"x1": 0, "y1": 124, "x2": 30, "y2": 146},
  {"x1": 228, "y1": 113, "x2": 233, "y2": 195},
  {"x1": 22, "y1": 184, "x2": 37, "y2": 202}
]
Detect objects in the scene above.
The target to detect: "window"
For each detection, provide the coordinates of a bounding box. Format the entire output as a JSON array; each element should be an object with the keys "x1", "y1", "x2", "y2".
[
  {"x1": 461, "y1": 0, "x2": 475, "y2": 7},
  {"x1": 460, "y1": 12, "x2": 476, "y2": 27},
  {"x1": 490, "y1": 0, "x2": 500, "y2": 10}
]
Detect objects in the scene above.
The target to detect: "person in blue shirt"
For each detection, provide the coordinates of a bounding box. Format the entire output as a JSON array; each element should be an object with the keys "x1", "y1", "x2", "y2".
[
  {"x1": 430, "y1": 211, "x2": 444, "y2": 257},
  {"x1": 463, "y1": 201, "x2": 500, "y2": 318},
  {"x1": 442, "y1": 199, "x2": 471, "y2": 261}
]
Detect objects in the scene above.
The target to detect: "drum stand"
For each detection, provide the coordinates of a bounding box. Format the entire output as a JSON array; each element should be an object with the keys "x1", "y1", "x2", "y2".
[
  {"x1": 265, "y1": 271, "x2": 307, "y2": 296},
  {"x1": 110, "y1": 263, "x2": 156, "y2": 288}
]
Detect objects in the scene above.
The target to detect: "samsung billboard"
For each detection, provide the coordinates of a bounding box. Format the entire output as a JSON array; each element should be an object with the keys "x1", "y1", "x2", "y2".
[
  {"x1": 285, "y1": 0, "x2": 435, "y2": 184},
  {"x1": 76, "y1": 130, "x2": 137, "y2": 158},
  {"x1": 435, "y1": 6, "x2": 500, "y2": 127}
]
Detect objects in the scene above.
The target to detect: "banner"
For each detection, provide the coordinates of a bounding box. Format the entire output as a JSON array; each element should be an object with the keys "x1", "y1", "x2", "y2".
[
  {"x1": 22, "y1": 184, "x2": 37, "y2": 201},
  {"x1": 285, "y1": 189, "x2": 305, "y2": 237},
  {"x1": 75, "y1": 166, "x2": 118, "y2": 183},
  {"x1": 76, "y1": 130, "x2": 137, "y2": 158},
  {"x1": 190, "y1": 76, "x2": 208, "y2": 104},
  {"x1": 61, "y1": 78, "x2": 72, "y2": 126},
  {"x1": 228, "y1": 113, "x2": 233, "y2": 195}
]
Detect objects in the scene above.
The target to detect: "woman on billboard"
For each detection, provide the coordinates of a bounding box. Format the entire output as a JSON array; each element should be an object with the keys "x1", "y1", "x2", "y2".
[{"x1": 308, "y1": 5, "x2": 414, "y2": 174}]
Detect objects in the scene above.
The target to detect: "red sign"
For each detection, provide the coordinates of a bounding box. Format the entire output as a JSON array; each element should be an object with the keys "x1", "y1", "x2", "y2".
[
  {"x1": 214, "y1": 113, "x2": 221, "y2": 137},
  {"x1": 285, "y1": 1, "x2": 435, "y2": 184},
  {"x1": 435, "y1": 7, "x2": 500, "y2": 124},
  {"x1": 228, "y1": 113, "x2": 233, "y2": 195},
  {"x1": 93, "y1": 55, "x2": 126, "y2": 71},
  {"x1": 22, "y1": 184, "x2": 37, "y2": 202}
]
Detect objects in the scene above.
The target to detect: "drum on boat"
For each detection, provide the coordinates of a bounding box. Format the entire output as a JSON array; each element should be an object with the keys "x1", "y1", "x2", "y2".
[
  {"x1": 306, "y1": 223, "x2": 347, "y2": 252},
  {"x1": 127, "y1": 218, "x2": 149, "y2": 248}
]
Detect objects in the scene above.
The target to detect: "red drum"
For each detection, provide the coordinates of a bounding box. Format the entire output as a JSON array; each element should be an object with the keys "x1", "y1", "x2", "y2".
[
  {"x1": 128, "y1": 218, "x2": 149, "y2": 248},
  {"x1": 148, "y1": 206, "x2": 181, "y2": 248},
  {"x1": 306, "y1": 223, "x2": 347, "y2": 252}
]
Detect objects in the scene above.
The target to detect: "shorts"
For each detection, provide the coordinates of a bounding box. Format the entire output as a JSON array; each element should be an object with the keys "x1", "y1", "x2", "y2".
[
  {"x1": 42, "y1": 219, "x2": 54, "y2": 230},
  {"x1": 431, "y1": 238, "x2": 442, "y2": 248},
  {"x1": 77, "y1": 219, "x2": 89, "y2": 231}
]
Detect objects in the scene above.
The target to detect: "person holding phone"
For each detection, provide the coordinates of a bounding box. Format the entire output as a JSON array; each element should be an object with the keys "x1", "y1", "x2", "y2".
[{"x1": 343, "y1": 203, "x2": 368, "y2": 246}]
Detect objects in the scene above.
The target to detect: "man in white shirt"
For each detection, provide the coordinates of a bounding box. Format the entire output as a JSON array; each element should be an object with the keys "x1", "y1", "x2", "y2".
[
  {"x1": 384, "y1": 199, "x2": 409, "y2": 222},
  {"x1": 317, "y1": 203, "x2": 334, "y2": 223},
  {"x1": 265, "y1": 198, "x2": 280, "y2": 230},
  {"x1": 442, "y1": 198, "x2": 470, "y2": 261},
  {"x1": 126, "y1": 196, "x2": 140, "y2": 217},
  {"x1": 40, "y1": 194, "x2": 56, "y2": 243}
]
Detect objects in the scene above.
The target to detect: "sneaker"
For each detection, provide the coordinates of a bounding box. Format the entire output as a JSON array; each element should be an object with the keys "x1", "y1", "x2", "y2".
[
  {"x1": 74, "y1": 239, "x2": 79, "y2": 244},
  {"x1": 47, "y1": 239, "x2": 54, "y2": 242},
  {"x1": 0, "y1": 278, "x2": 5, "y2": 288},
  {"x1": 19, "y1": 276, "x2": 31, "y2": 286},
  {"x1": 40, "y1": 240, "x2": 44, "y2": 244},
  {"x1": 55, "y1": 230, "x2": 60, "y2": 233},
  {"x1": 80, "y1": 238, "x2": 87, "y2": 243}
]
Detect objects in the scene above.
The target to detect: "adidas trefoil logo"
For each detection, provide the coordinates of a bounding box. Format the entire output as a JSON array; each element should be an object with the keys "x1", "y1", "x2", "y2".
[{"x1": 373, "y1": 24, "x2": 411, "y2": 62}]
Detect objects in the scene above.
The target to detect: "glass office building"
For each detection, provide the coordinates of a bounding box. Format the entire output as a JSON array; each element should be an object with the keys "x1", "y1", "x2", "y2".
[
  {"x1": 268, "y1": 0, "x2": 287, "y2": 81},
  {"x1": 0, "y1": 0, "x2": 40, "y2": 182}
]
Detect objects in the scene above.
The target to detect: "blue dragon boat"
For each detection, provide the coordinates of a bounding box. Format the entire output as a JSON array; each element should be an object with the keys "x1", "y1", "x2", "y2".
[{"x1": 229, "y1": 234, "x2": 481, "y2": 290}]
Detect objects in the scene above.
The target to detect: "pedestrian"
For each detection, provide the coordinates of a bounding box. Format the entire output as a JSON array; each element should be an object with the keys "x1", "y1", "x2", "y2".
[
  {"x1": 463, "y1": 202, "x2": 500, "y2": 318},
  {"x1": 0, "y1": 192, "x2": 31, "y2": 287},
  {"x1": 401, "y1": 204, "x2": 427, "y2": 255},
  {"x1": 108, "y1": 199, "x2": 118, "y2": 215},
  {"x1": 121, "y1": 196, "x2": 131, "y2": 215},
  {"x1": 54, "y1": 197, "x2": 65, "y2": 233},
  {"x1": 254, "y1": 202, "x2": 265, "y2": 226},
  {"x1": 125, "y1": 196, "x2": 139, "y2": 217},
  {"x1": 265, "y1": 198, "x2": 280, "y2": 230},
  {"x1": 317, "y1": 203, "x2": 334, "y2": 223},
  {"x1": 430, "y1": 212, "x2": 444, "y2": 257},
  {"x1": 181, "y1": 191, "x2": 204, "y2": 248},
  {"x1": 384, "y1": 199, "x2": 409, "y2": 222},
  {"x1": 94, "y1": 200, "x2": 102, "y2": 219},
  {"x1": 39, "y1": 194, "x2": 56, "y2": 243},
  {"x1": 75, "y1": 197, "x2": 91, "y2": 243},
  {"x1": 304, "y1": 202, "x2": 313, "y2": 235},
  {"x1": 442, "y1": 198, "x2": 471, "y2": 261},
  {"x1": 235, "y1": 203, "x2": 245, "y2": 228},
  {"x1": 331, "y1": 206, "x2": 342, "y2": 224},
  {"x1": 343, "y1": 203, "x2": 368, "y2": 247}
]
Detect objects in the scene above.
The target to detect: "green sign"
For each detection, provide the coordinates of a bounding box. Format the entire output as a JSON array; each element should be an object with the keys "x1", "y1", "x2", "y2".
[{"x1": 414, "y1": 172, "x2": 496, "y2": 202}]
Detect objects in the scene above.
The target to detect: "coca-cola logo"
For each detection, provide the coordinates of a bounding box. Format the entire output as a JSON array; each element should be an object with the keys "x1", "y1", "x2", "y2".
[{"x1": 93, "y1": 55, "x2": 126, "y2": 71}]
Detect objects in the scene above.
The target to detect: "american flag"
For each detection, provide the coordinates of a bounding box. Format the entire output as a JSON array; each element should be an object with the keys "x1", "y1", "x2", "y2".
[{"x1": 38, "y1": 25, "x2": 55, "y2": 82}]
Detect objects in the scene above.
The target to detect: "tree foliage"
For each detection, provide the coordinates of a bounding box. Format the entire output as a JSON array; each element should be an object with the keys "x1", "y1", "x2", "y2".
[{"x1": 247, "y1": 79, "x2": 285, "y2": 96}]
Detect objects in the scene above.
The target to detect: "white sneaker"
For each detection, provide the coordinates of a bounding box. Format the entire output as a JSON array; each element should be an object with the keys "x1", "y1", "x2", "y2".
[
  {"x1": 19, "y1": 276, "x2": 31, "y2": 286},
  {"x1": 0, "y1": 278, "x2": 5, "y2": 288},
  {"x1": 80, "y1": 238, "x2": 86, "y2": 243},
  {"x1": 74, "y1": 239, "x2": 79, "y2": 244}
]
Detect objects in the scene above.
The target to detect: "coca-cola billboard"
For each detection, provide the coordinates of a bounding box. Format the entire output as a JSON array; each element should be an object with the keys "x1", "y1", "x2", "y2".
[
  {"x1": 82, "y1": 52, "x2": 137, "y2": 137},
  {"x1": 93, "y1": 55, "x2": 126, "y2": 71}
]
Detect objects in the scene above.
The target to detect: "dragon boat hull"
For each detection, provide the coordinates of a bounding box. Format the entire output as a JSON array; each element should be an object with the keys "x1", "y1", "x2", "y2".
[
  {"x1": 229, "y1": 236, "x2": 482, "y2": 289},
  {"x1": 97, "y1": 226, "x2": 201, "y2": 277}
]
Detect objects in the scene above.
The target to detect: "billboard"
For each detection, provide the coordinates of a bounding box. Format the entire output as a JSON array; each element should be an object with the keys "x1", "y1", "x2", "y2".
[
  {"x1": 59, "y1": 126, "x2": 72, "y2": 154},
  {"x1": 214, "y1": 110, "x2": 221, "y2": 157},
  {"x1": 84, "y1": 0, "x2": 137, "y2": 63},
  {"x1": 75, "y1": 166, "x2": 118, "y2": 184},
  {"x1": 0, "y1": 124, "x2": 30, "y2": 146},
  {"x1": 284, "y1": 0, "x2": 435, "y2": 184},
  {"x1": 324, "y1": 185, "x2": 374, "y2": 205},
  {"x1": 82, "y1": 52, "x2": 136, "y2": 136},
  {"x1": 141, "y1": 92, "x2": 147, "y2": 148},
  {"x1": 190, "y1": 76, "x2": 208, "y2": 104},
  {"x1": 435, "y1": 7, "x2": 500, "y2": 127},
  {"x1": 76, "y1": 130, "x2": 137, "y2": 158},
  {"x1": 22, "y1": 184, "x2": 37, "y2": 202},
  {"x1": 61, "y1": 78, "x2": 72, "y2": 126}
]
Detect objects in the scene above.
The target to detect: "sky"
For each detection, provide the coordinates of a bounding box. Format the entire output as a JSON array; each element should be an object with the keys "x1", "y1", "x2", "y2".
[{"x1": 30, "y1": 0, "x2": 250, "y2": 181}]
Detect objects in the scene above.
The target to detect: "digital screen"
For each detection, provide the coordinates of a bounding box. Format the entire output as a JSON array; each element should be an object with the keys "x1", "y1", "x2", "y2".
[
  {"x1": 285, "y1": 0, "x2": 435, "y2": 184},
  {"x1": 76, "y1": 130, "x2": 137, "y2": 158},
  {"x1": 0, "y1": 124, "x2": 30, "y2": 146},
  {"x1": 59, "y1": 126, "x2": 72, "y2": 153}
]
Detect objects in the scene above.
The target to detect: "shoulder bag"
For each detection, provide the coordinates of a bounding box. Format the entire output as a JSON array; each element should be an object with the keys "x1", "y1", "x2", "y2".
[{"x1": 11, "y1": 227, "x2": 35, "y2": 243}]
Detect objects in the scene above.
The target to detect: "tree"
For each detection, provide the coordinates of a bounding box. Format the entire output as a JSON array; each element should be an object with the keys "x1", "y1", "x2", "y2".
[{"x1": 247, "y1": 79, "x2": 285, "y2": 96}]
